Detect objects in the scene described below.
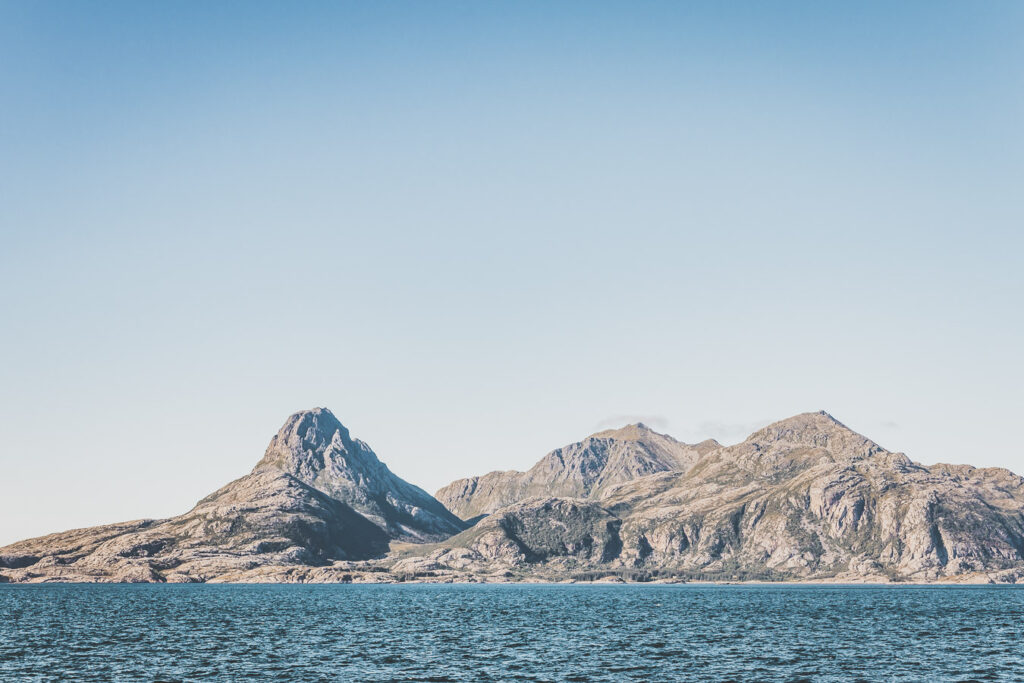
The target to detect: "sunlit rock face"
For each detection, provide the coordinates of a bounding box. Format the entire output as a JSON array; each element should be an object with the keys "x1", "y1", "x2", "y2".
[
  {"x1": 435, "y1": 422, "x2": 719, "y2": 520},
  {"x1": 255, "y1": 408, "x2": 466, "y2": 541},
  {"x1": 430, "y1": 412, "x2": 1024, "y2": 583}
]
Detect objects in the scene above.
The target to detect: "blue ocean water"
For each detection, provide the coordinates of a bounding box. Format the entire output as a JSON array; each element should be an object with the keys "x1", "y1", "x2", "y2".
[{"x1": 1, "y1": 583, "x2": 1021, "y2": 682}]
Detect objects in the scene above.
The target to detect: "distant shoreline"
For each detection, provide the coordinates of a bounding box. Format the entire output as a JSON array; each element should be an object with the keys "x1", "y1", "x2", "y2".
[{"x1": 3, "y1": 579, "x2": 1020, "y2": 587}]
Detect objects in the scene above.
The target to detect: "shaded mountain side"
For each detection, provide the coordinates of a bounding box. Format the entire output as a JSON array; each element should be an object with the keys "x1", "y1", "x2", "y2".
[
  {"x1": 0, "y1": 408, "x2": 459, "y2": 582},
  {"x1": 255, "y1": 408, "x2": 465, "y2": 541},
  {"x1": 0, "y1": 470, "x2": 390, "y2": 583},
  {"x1": 384, "y1": 497, "x2": 626, "y2": 579},
  {"x1": 435, "y1": 423, "x2": 720, "y2": 520},
  {"x1": 445, "y1": 498, "x2": 622, "y2": 564}
]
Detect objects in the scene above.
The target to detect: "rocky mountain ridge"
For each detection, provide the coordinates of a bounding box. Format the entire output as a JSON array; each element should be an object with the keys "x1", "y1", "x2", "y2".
[
  {"x1": 401, "y1": 412, "x2": 1024, "y2": 584},
  {"x1": 0, "y1": 408, "x2": 461, "y2": 582},
  {"x1": 2, "y1": 409, "x2": 1023, "y2": 584},
  {"x1": 435, "y1": 423, "x2": 719, "y2": 520},
  {"x1": 254, "y1": 408, "x2": 464, "y2": 541}
]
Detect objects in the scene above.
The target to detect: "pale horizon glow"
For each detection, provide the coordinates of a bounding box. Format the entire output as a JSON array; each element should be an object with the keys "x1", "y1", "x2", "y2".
[{"x1": 1, "y1": 1, "x2": 1022, "y2": 546}]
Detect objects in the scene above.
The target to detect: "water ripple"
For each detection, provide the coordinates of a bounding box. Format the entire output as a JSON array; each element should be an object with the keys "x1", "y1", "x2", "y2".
[{"x1": 0, "y1": 584, "x2": 1022, "y2": 681}]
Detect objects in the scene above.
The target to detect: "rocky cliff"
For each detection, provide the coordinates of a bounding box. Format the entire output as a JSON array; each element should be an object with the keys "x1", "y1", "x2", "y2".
[{"x1": 255, "y1": 408, "x2": 464, "y2": 541}]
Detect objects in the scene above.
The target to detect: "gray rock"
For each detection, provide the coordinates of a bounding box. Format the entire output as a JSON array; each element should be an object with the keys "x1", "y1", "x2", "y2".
[
  {"x1": 435, "y1": 423, "x2": 718, "y2": 519},
  {"x1": 0, "y1": 408, "x2": 453, "y2": 582},
  {"x1": 442, "y1": 497, "x2": 623, "y2": 565},
  {"x1": 256, "y1": 408, "x2": 465, "y2": 541},
  {"x1": 0, "y1": 469, "x2": 391, "y2": 583},
  {"x1": 594, "y1": 412, "x2": 1024, "y2": 581},
  {"x1": 425, "y1": 412, "x2": 1024, "y2": 582}
]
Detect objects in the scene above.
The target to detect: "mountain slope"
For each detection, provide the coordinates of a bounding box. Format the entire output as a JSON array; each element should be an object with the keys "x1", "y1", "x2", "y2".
[
  {"x1": 0, "y1": 408, "x2": 461, "y2": 582},
  {"x1": 0, "y1": 470, "x2": 390, "y2": 583},
  {"x1": 417, "y1": 412, "x2": 1024, "y2": 582},
  {"x1": 604, "y1": 412, "x2": 1024, "y2": 580},
  {"x1": 435, "y1": 423, "x2": 719, "y2": 520},
  {"x1": 256, "y1": 408, "x2": 465, "y2": 541}
]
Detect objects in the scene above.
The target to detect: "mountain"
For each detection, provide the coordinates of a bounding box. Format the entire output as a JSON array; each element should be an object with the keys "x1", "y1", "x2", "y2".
[
  {"x1": 0, "y1": 470, "x2": 391, "y2": 583},
  {"x1": 255, "y1": 408, "x2": 464, "y2": 541},
  {"x1": 406, "y1": 412, "x2": 1024, "y2": 583},
  {"x1": 0, "y1": 408, "x2": 462, "y2": 582},
  {"x1": 435, "y1": 423, "x2": 720, "y2": 520},
  {"x1": 3, "y1": 409, "x2": 1023, "y2": 584}
]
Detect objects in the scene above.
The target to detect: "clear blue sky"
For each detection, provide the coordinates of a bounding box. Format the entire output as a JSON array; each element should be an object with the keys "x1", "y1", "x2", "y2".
[{"x1": 1, "y1": 1, "x2": 1022, "y2": 545}]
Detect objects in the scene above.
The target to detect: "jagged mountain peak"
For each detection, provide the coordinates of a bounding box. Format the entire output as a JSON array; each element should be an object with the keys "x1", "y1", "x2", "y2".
[
  {"x1": 435, "y1": 421, "x2": 711, "y2": 520},
  {"x1": 257, "y1": 407, "x2": 357, "y2": 471},
  {"x1": 694, "y1": 437, "x2": 723, "y2": 452},
  {"x1": 743, "y1": 411, "x2": 886, "y2": 460},
  {"x1": 255, "y1": 408, "x2": 466, "y2": 542},
  {"x1": 752, "y1": 409, "x2": 843, "y2": 431},
  {"x1": 539, "y1": 422, "x2": 697, "y2": 477},
  {"x1": 590, "y1": 422, "x2": 670, "y2": 442}
]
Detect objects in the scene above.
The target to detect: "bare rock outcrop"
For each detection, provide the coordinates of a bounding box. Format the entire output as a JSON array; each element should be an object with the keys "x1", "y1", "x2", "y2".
[
  {"x1": 435, "y1": 423, "x2": 718, "y2": 520},
  {"x1": 592, "y1": 412, "x2": 1024, "y2": 581},
  {"x1": 255, "y1": 408, "x2": 465, "y2": 541},
  {"x1": 0, "y1": 469, "x2": 391, "y2": 583},
  {"x1": 427, "y1": 412, "x2": 1024, "y2": 582},
  {"x1": 443, "y1": 497, "x2": 623, "y2": 565}
]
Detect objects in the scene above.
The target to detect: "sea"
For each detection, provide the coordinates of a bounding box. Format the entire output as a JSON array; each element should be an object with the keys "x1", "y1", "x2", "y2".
[{"x1": 1, "y1": 583, "x2": 1021, "y2": 682}]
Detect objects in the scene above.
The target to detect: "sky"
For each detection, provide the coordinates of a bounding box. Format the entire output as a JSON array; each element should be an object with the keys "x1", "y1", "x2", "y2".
[{"x1": 1, "y1": 1, "x2": 1022, "y2": 545}]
